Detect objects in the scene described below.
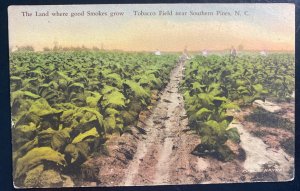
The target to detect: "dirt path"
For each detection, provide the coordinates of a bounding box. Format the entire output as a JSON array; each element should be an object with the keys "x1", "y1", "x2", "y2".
[
  {"x1": 81, "y1": 59, "x2": 211, "y2": 186},
  {"x1": 121, "y1": 58, "x2": 204, "y2": 185}
]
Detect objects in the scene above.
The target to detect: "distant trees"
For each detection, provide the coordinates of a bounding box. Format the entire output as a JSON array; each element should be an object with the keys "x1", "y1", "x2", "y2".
[
  {"x1": 43, "y1": 47, "x2": 51, "y2": 51},
  {"x1": 92, "y1": 46, "x2": 100, "y2": 51},
  {"x1": 50, "y1": 44, "x2": 101, "y2": 52},
  {"x1": 10, "y1": 43, "x2": 105, "y2": 52},
  {"x1": 12, "y1": 46, "x2": 35, "y2": 52}
]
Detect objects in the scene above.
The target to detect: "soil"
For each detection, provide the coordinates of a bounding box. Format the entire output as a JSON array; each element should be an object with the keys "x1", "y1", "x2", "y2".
[
  {"x1": 231, "y1": 102, "x2": 295, "y2": 181},
  {"x1": 233, "y1": 104, "x2": 295, "y2": 154},
  {"x1": 76, "y1": 59, "x2": 295, "y2": 187}
]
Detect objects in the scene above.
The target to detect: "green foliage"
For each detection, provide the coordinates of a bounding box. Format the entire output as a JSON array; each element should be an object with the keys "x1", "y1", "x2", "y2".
[
  {"x1": 104, "y1": 91, "x2": 126, "y2": 107},
  {"x1": 72, "y1": 127, "x2": 99, "y2": 144},
  {"x1": 15, "y1": 147, "x2": 66, "y2": 179},
  {"x1": 10, "y1": 50, "x2": 178, "y2": 187},
  {"x1": 51, "y1": 129, "x2": 71, "y2": 152},
  {"x1": 29, "y1": 98, "x2": 62, "y2": 117},
  {"x1": 182, "y1": 54, "x2": 294, "y2": 161},
  {"x1": 123, "y1": 80, "x2": 150, "y2": 98}
]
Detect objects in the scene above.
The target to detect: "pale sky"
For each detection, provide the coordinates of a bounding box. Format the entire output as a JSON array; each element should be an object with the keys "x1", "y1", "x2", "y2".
[{"x1": 8, "y1": 4, "x2": 295, "y2": 52}]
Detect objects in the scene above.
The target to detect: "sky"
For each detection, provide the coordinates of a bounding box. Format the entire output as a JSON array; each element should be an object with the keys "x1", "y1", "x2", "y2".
[{"x1": 8, "y1": 4, "x2": 295, "y2": 52}]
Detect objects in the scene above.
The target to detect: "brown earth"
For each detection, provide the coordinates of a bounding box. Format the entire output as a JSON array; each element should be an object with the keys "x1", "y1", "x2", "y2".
[
  {"x1": 233, "y1": 103, "x2": 295, "y2": 153},
  {"x1": 230, "y1": 101, "x2": 294, "y2": 181}
]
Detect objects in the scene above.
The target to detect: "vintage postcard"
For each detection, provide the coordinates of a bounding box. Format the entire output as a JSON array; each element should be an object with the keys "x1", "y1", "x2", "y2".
[{"x1": 8, "y1": 3, "x2": 295, "y2": 188}]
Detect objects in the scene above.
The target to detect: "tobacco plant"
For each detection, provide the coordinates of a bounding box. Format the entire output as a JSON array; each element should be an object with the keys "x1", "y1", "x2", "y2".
[
  {"x1": 182, "y1": 53, "x2": 294, "y2": 161},
  {"x1": 10, "y1": 50, "x2": 177, "y2": 187}
]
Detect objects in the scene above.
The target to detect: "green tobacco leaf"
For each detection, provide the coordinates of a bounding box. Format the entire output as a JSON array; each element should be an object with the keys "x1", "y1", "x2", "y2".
[
  {"x1": 29, "y1": 98, "x2": 62, "y2": 117},
  {"x1": 205, "y1": 120, "x2": 219, "y2": 130},
  {"x1": 11, "y1": 91, "x2": 40, "y2": 104},
  {"x1": 121, "y1": 110, "x2": 137, "y2": 125},
  {"x1": 106, "y1": 115, "x2": 116, "y2": 130},
  {"x1": 138, "y1": 74, "x2": 162, "y2": 88},
  {"x1": 105, "y1": 91, "x2": 125, "y2": 107},
  {"x1": 64, "y1": 142, "x2": 90, "y2": 164},
  {"x1": 37, "y1": 128, "x2": 56, "y2": 147},
  {"x1": 205, "y1": 119, "x2": 227, "y2": 136},
  {"x1": 15, "y1": 122, "x2": 37, "y2": 133},
  {"x1": 51, "y1": 129, "x2": 71, "y2": 152},
  {"x1": 191, "y1": 82, "x2": 201, "y2": 90},
  {"x1": 23, "y1": 91, "x2": 41, "y2": 99},
  {"x1": 221, "y1": 102, "x2": 240, "y2": 110},
  {"x1": 13, "y1": 138, "x2": 38, "y2": 165},
  {"x1": 15, "y1": 147, "x2": 66, "y2": 179},
  {"x1": 198, "y1": 93, "x2": 213, "y2": 105},
  {"x1": 11, "y1": 76, "x2": 22, "y2": 81},
  {"x1": 226, "y1": 127, "x2": 240, "y2": 143},
  {"x1": 237, "y1": 86, "x2": 250, "y2": 95},
  {"x1": 72, "y1": 107, "x2": 105, "y2": 137},
  {"x1": 72, "y1": 127, "x2": 99, "y2": 144},
  {"x1": 236, "y1": 79, "x2": 245, "y2": 86},
  {"x1": 106, "y1": 73, "x2": 122, "y2": 82},
  {"x1": 67, "y1": 83, "x2": 85, "y2": 96},
  {"x1": 237, "y1": 86, "x2": 248, "y2": 92},
  {"x1": 149, "y1": 74, "x2": 162, "y2": 86},
  {"x1": 105, "y1": 108, "x2": 120, "y2": 116},
  {"x1": 252, "y1": 84, "x2": 263, "y2": 92},
  {"x1": 194, "y1": 108, "x2": 212, "y2": 120},
  {"x1": 123, "y1": 80, "x2": 149, "y2": 98},
  {"x1": 52, "y1": 71, "x2": 72, "y2": 82},
  {"x1": 213, "y1": 96, "x2": 227, "y2": 101},
  {"x1": 101, "y1": 85, "x2": 117, "y2": 94},
  {"x1": 86, "y1": 92, "x2": 102, "y2": 108}
]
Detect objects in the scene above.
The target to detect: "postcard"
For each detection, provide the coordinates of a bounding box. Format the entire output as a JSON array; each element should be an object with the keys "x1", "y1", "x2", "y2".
[{"x1": 8, "y1": 3, "x2": 295, "y2": 188}]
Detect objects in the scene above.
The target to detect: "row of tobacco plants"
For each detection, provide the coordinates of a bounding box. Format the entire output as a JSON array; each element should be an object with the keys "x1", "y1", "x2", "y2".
[
  {"x1": 181, "y1": 54, "x2": 295, "y2": 161},
  {"x1": 10, "y1": 50, "x2": 178, "y2": 187}
]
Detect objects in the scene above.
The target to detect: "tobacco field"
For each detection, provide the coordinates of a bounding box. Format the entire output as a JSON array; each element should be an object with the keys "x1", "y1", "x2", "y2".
[{"x1": 10, "y1": 51, "x2": 295, "y2": 187}]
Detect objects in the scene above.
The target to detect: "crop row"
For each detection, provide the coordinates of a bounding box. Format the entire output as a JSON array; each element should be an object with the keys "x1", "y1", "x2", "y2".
[
  {"x1": 10, "y1": 51, "x2": 178, "y2": 187},
  {"x1": 181, "y1": 54, "x2": 294, "y2": 161}
]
